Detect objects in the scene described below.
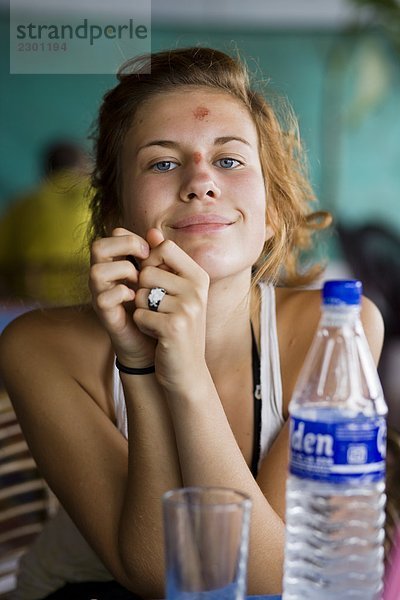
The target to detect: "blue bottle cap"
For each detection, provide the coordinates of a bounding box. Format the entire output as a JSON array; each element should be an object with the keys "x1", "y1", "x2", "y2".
[{"x1": 322, "y1": 280, "x2": 363, "y2": 305}]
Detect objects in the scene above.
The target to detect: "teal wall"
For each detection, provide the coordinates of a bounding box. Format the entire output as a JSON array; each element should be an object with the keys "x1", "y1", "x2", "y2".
[{"x1": 1, "y1": 12, "x2": 399, "y2": 243}]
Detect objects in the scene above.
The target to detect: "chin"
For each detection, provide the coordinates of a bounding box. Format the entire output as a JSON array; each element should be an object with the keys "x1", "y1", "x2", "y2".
[
  {"x1": 173, "y1": 235, "x2": 263, "y2": 281},
  {"x1": 188, "y1": 251, "x2": 252, "y2": 283}
]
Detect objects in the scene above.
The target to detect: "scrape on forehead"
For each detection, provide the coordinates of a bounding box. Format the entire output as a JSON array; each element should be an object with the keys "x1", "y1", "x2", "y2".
[{"x1": 192, "y1": 106, "x2": 210, "y2": 120}]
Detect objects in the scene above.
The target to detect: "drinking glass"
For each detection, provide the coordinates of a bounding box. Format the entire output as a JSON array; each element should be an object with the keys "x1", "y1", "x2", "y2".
[{"x1": 163, "y1": 486, "x2": 252, "y2": 600}]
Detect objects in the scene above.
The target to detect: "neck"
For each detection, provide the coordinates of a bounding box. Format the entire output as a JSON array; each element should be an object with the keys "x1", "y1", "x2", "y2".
[{"x1": 204, "y1": 270, "x2": 255, "y2": 368}]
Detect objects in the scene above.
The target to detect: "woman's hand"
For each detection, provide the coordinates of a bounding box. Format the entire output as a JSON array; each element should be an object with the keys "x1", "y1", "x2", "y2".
[
  {"x1": 89, "y1": 227, "x2": 156, "y2": 367},
  {"x1": 134, "y1": 228, "x2": 210, "y2": 392}
]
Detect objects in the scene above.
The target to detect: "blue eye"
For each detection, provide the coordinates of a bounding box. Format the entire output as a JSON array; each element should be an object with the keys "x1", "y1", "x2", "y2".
[
  {"x1": 151, "y1": 161, "x2": 178, "y2": 172},
  {"x1": 216, "y1": 158, "x2": 242, "y2": 169}
]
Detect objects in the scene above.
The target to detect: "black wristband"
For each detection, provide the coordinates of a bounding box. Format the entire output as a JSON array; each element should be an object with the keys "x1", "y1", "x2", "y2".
[{"x1": 115, "y1": 358, "x2": 155, "y2": 375}]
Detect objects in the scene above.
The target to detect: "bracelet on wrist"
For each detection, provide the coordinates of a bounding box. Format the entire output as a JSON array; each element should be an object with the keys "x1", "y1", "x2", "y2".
[{"x1": 115, "y1": 358, "x2": 155, "y2": 375}]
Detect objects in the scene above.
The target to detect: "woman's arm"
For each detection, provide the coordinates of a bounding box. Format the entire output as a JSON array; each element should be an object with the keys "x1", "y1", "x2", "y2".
[
  {"x1": 118, "y1": 371, "x2": 182, "y2": 595},
  {"x1": 163, "y1": 375, "x2": 286, "y2": 595},
  {"x1": 88, "y1": 227, "x2": 185, "y2": 595},
  {"x1": 0, "y1": 226, "x2": 186, "y2": 598},
  {"x1": 131, "y1": 232, "x2": 285, "y2": 594},
  {"x1": 0, "y1": 310, "x2": 182, "y2": 597}
]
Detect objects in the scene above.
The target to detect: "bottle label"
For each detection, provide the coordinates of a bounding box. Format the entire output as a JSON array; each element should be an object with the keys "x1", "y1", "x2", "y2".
[{"x1": 289, "y1": 415, "x2": 386, "y2": 483}]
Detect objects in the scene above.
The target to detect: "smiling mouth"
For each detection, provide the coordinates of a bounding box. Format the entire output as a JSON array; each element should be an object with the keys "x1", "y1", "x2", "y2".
[{"x1": 171, "y1": 214, "x2": 234, "y2": 230}]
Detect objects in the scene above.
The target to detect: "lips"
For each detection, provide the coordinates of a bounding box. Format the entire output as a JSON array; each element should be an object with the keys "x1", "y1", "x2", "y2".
[{"x1": 171, "y1": 214, "x2": 234, "y2": 229}]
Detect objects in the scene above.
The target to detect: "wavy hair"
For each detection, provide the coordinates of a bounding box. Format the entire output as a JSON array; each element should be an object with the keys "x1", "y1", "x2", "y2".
[{"x1": 89, "y1": 46, "x2": 331, "y2": 286}]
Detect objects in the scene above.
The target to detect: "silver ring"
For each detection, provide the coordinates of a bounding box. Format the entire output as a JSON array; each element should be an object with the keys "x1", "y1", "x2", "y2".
[{"x1": 147, "y1": 287, "x2": 166, "y2": 312}]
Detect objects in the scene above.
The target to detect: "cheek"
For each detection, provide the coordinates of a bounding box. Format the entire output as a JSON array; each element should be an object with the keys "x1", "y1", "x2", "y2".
[
  {"x1": 252, "y1": 218, "x2": 268, "y2": 258},
  {"x1": 122, "y1": 180, "x2": 153, "y2": 232},
  {"x1": 244, "y1": 178, "x2": 267, "y2": 224},
  {"x1": 244, "y1": 179, "x2": 267, "y2": 253}
]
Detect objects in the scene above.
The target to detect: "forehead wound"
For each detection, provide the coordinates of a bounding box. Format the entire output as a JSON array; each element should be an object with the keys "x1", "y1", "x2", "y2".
[{"x1": 192, "y1": 106, "x2": 210, "y2": 120}]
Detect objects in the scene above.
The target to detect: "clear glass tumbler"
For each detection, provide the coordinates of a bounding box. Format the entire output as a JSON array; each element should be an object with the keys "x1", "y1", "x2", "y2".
[{"x1": 163, "y1": 486, "x2": 252, "y2": 600}]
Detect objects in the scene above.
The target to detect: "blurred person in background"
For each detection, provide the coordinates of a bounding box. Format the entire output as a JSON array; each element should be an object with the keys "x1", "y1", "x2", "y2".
[{"x1": 0, "y1": 140, "x2": 91, "y2": 306}]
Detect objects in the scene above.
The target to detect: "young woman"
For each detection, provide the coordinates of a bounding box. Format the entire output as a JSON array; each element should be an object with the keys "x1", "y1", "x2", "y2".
[{"x1": 0, "y1": 46, "x2": 384, "y2": 600}]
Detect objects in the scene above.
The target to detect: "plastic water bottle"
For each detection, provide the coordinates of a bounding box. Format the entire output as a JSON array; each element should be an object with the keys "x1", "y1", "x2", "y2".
[{"x1": 282, "y1": 280, "x2": 387, "y2": 600}]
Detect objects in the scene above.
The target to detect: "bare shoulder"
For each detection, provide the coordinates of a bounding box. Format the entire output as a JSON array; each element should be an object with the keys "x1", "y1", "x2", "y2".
[
  {"x1": 0, "y1": 304, "x2": 106, "y2": 361},
  {"x1": 274, "y1": 287, "x2": 385, "y2": 416},
  {"x1": 274, "y1": 287, "x2": 322, "y2": 415},
  {"x1": 360, "y1": 295, "x2": 384, "y2": 364},
  {"x1": 0, "y1": 305, "x2": 114, "y2": 415},
  {"x1": 275, "y1": 286, "x2": 321, "y2": 315},
  {"x1": 275, "y1": 286, "x2": 384, "y2": 362},
  {"x1": 275, "y1": 286, "x2": 384, "y2": 351},
  {"x1": 275, "y1": 286, "x2": 322, "y2": 345}
]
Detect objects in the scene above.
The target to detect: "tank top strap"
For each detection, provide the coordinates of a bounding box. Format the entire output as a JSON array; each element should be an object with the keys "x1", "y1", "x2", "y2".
[
  {"x1": 113, "y1": 364, "x2": 128, "y2": 438},
  {"x1": 258, "y1": 281, "x2": 285, "y2": 470},
  {"x1": 250, "y1": 322, "x2": 262, "y2": 477}
]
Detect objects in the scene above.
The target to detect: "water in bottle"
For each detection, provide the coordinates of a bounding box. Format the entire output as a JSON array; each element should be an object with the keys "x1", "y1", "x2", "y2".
[{"x1": 282, "y1": 280, "x2": 387, "y2": 600}]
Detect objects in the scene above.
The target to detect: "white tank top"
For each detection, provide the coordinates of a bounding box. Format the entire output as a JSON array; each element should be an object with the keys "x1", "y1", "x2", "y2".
[
  {"x1": 13, "y1": 282, "x2": 284, "y2": 600},
  {"x1": 113, "y1": 283, "x2": 284, "y2": 469}
]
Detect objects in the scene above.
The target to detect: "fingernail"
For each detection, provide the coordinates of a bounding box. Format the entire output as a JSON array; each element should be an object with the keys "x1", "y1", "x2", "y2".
[{"x1": 141, "y1": 243, "x2": 150, "y2": 256}]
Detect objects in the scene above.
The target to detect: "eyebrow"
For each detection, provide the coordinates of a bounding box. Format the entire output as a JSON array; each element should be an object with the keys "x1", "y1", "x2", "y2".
[{"x1": 136, "y1": 136, "x2": 251, "y2": 154}]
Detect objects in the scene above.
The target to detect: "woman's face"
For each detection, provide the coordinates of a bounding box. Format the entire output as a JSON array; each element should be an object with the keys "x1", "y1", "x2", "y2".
[{"x1": 121, "y1": 87, "x2": 267, "y2": 282}]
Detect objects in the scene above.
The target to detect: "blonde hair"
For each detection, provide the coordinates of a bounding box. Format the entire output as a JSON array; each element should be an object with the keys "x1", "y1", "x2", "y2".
[{"x1": 89, "y1": 46, "x2": 331, "y2": 286}]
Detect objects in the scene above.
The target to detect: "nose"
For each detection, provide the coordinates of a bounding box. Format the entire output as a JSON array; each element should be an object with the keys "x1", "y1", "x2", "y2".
[{"x1": 179, "y1": 164, "x2": 221, "y2": 203}]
